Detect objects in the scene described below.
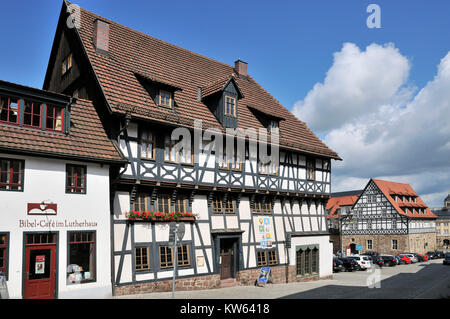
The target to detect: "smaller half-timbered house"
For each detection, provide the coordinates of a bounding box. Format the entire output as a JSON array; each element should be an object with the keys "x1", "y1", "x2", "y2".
[
  {"x1": 339, "y1": 179, "x2": 437, "y2": 255},
  {"x1": 0, "y1": 80, "x2": 126, "y2": 299}
]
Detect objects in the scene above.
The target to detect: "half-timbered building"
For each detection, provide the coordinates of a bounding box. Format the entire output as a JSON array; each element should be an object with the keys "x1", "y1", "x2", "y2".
[
  {"x1": 43, "y1": 1, "x2": 341, "y2": 295},
  {"x1": 0, "y1": 80, "x2": 126, "y2": 299},
  {"x1": 340, "y1": 179, "x2": 437, "y2": 255}
]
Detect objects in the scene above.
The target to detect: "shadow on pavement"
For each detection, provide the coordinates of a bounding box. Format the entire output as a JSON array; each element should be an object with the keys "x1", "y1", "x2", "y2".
[{"x1": 279, "y1": 262, "x2": 450, "y2": 299}]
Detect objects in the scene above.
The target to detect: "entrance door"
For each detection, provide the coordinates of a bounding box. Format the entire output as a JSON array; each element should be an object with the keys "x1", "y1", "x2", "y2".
[
  {"x1": 220, "y1": 239, "x2": 235, "y2": 279},
  {"x1": 24, "y1": 234, "x2": 57, "y2": 299}
]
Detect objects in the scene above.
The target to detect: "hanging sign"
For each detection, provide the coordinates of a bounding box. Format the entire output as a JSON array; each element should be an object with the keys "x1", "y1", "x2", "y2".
[{"x1": 35, "y1": 255, "x2": 45, "y2": 274}]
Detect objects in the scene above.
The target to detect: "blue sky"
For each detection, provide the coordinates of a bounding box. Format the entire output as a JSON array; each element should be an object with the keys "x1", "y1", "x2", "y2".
[
  {"x1": 1, "y1": 0, "x2": 449, "y2": 106},
  {"x1": 1, "y1": 0, "x2": 449, "y2": 206}
]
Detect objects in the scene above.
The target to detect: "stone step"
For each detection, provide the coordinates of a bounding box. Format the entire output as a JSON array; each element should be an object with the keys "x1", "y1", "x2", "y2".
[{"x1": 220, "y1": 278, "x2": 238, "y2": 288}]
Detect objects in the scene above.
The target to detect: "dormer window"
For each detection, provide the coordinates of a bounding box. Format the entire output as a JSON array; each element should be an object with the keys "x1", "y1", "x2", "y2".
[
  {"x1": 224, "y1": 96, "x2": 236, "y2": 117},
  {"x1": 46, "y1": 105, "x2": 64, "y2": 132},
  {"x1": 269, "y1": 120, "x2": 279, "y2": 133},
  {"x1": 62, "y1": 53, "x2": 73, "y2": 75},
  {"x1": 23, "y1": 101, "x2": 42, "y2": 128},
  {"x1": 159, "y1": 90, "x2": 172, "y2": 108},
  {"x1": 0, "y1": 96, "x2": 19, "y2": 125}
]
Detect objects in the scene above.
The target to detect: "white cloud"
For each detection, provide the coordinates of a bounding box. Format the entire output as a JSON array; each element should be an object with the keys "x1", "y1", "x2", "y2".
[
  {"x1": 293, "y1": 42, "x2": 412, "y2": 134},
  {"x1": 294, "y1": 43, "x2": 450, "y2": 208}
]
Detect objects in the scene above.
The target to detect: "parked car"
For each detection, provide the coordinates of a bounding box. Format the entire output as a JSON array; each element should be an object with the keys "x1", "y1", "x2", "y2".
[
  {"x1": 348, "y1": 255, "x2": 373, "y2": 270},
  {"x1": 401, "y1": 253, "x2": 418, "y2": 263},
  {"x1": 417, "y1": 253, "x2": 428, "y2": 261},
  {"x1": 410, "y1": 253, "x2": 426, "y2": 262},
  {"x1": 368, "y1": 255, "x2": 384, "y2": 268},
  {"x1": 394, "y1": 256, "x2": 401, "y2": 265},
  {"x1": 333, "y1": 258, "x2": 344, "y2": 272},
  {"x1": 397, "y1": 254, "x2": 411, "y2": 264},
  {"x1": 426, "y1": 251, "x2": 436, "y2": 259},
  {"x1": 362, "y1": 251, "x2": 379, "y2": 259},
  {"x1": 435, "y1": 251, "x2": 445, "y2": 259},
  {"x1": 443, "y1": 253, "x2": 450, "y2": 265},
  {"x1": 380, "y1": 255, "x2": 397, "y2": 267},
  {"x1": 338, "y1": 257, "x2": 361, "y2": 272}
]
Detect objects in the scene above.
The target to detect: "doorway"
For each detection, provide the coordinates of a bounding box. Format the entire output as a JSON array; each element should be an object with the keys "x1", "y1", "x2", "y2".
[
  {"x1": 23, "y1": 233, "x2": 57, "y2": 299},
  {"x1": 220, "y1": 238, "x2": 236, "y2": 279}
]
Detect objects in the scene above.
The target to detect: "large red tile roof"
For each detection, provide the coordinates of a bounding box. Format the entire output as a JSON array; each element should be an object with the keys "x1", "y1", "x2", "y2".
[
  {"x1": 72, "y1": 4, "x2": 340, "y2": 160},
  {"x1": 372, "y1": 179, "x2": 437, "y2": 219}
]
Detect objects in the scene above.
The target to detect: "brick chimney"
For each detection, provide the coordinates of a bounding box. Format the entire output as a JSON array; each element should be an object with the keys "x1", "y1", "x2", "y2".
[
  {"x1": 234, "y1": 59, "x2": 248, "y2": 77},
  {"x1": 93, "y1": 19, "x2": 110, "y2": 55}
]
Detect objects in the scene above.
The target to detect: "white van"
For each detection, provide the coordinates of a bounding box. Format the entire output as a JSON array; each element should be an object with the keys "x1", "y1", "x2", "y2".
[{"x1": 349, "y1": 255, "x2": 372, "y2": 270}]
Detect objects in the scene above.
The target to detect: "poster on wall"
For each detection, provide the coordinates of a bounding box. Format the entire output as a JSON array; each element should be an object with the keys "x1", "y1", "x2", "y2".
[
  {"x1": 253, "y1": 216, "x2": 274, "y2": 249},
  {"x1": 35, "y1": 255, "x2": 45, "y2": 274}
]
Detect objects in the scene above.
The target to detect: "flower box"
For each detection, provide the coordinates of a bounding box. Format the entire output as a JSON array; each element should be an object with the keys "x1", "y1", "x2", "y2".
[{"x1": 125, "y1": 211, "x2": 198, "y2": 222}]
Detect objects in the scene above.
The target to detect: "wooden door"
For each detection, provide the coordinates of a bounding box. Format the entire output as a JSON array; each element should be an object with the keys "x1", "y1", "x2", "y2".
[
  {"x1": 24, "y1": 244, "x2": 56, "y2": 299},
  {"x1": 220, "y1": 241, "x2": 233, "y2": 279}
]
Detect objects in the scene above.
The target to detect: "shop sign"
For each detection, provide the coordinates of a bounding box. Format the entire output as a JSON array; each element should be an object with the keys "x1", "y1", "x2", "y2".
[{"x1": 27, "y1": 203, "x2": 57, "y2": 216}]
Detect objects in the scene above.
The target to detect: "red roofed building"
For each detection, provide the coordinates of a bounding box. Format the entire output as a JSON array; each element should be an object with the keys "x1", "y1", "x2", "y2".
[
  {"x1": 0, "y1": 80, "x2": 126, "y2": 299},
  {"x1": 325, "y1": 191, "x2": 362, "y2": 253},
  {"x1": 340, "y1": 179, "x2": 437, "y2": 256}
]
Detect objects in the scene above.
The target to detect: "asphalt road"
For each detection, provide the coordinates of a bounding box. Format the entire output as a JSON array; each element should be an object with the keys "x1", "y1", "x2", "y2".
[{"x1": 115, "y1": 259, "x2": 450, "y2": 299}]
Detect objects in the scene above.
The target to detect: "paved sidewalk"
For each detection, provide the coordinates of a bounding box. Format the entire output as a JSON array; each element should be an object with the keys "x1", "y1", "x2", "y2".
[{"x1": 114, "y1": 259, "x2": 450, "y2": 299}]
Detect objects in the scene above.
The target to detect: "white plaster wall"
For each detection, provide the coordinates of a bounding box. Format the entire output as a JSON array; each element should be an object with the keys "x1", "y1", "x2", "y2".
[
  {"x1": 289, "y1": 235, "x2": 333, "y2": 278},
  {"x1": 0, "y1": 154, "x2": 112, "y2": 299}
]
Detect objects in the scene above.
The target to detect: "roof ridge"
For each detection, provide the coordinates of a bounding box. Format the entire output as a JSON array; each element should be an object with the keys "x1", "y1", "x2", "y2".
[
  {"x1": 202, "y1": 73, "x2": 236, "y2": 90},
  {"x1": 78, "y1": 5, "x2": 236, "y2": 71}
]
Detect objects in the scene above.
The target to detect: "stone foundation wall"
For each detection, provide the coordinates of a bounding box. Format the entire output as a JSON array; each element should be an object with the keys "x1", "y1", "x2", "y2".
[
  {"x1": 341, "y1": 232, "x2": 438, "y2": 255},
  {"x1": 408, "y1": 232, "x2": 436, "y2": 254},
  {"x1": 114, "y1": 274, "x2": 221, "y2": 296},
  {"x1": 114, "y1": 265, "x2": 333, "y2": 296},
  {"x1": 341, "y1": 234, "x2": 409, "y2": 255}
]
